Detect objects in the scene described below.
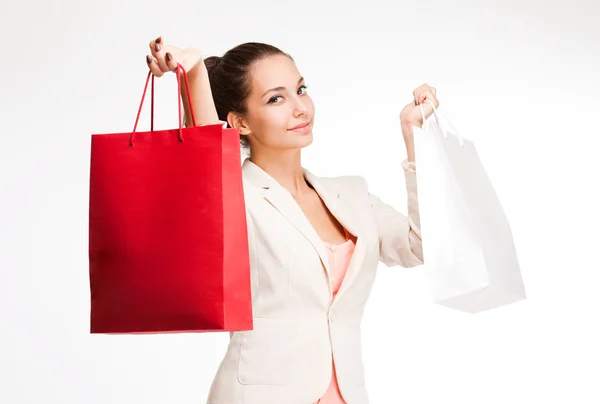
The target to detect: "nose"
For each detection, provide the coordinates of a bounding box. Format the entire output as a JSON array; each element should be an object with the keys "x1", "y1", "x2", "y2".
[{"x1": 292, "y1": 97, "x2": 309, "y2": 118}]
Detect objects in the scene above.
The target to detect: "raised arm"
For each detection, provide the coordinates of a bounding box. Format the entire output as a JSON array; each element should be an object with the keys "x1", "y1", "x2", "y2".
[
  {"x1": 369, "y1": 82, "x2": 441, "y2": 267},
  {"x1": 180, "y1": 61, "x2": 220, "y2": 127},
  {"x1": 145, "y1": 36, "x2": 220, "y2": 127}
]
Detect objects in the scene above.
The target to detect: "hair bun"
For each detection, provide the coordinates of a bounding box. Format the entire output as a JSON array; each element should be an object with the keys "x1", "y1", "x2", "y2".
[{"x1": 203, "y1": 55, "x2": 222, "y2": 70}]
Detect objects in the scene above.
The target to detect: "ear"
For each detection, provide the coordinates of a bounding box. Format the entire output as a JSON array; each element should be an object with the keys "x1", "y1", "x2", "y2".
[{"x1": 227, "y1": 111, "x2": 252, "y2": 136}]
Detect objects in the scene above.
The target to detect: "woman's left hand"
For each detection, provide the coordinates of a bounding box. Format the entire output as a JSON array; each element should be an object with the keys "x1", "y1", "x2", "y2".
[{"x1": 399, "y1": 83, "x2": 439, "y2": 127}]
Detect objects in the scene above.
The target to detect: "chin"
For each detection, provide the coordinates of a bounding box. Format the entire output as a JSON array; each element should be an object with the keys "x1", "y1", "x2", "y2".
[
  {"x1": 284, "y1": 134, "x2": 313, "y2": 149},
  {"x1": 299, "y1": 134, "x2": 314, "y2": 148}
]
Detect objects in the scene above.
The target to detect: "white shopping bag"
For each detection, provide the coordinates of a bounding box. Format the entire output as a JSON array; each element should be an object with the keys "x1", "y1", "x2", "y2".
[{"x1": 413, "y1": 99, "x2": 526, "y2": 313}]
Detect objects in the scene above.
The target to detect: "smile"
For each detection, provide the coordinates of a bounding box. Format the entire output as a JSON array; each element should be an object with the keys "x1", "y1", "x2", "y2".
[{"x1": 288, "y1": 122, "x2": 312, "y2": 134}]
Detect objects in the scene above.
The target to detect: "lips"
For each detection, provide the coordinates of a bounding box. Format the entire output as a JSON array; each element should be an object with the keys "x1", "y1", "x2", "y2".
[{"x1": 289, "y1": 121, "x2": 310, "y2": 130}]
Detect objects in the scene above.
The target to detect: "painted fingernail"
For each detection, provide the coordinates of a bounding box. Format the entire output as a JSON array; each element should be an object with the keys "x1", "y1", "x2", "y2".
[
  {"x1": 146, "y1": 55, "x2": 152, "y2": 64},
  {"x1": 165, "y1": 52, "x2": 172, "y2": 61},
  {"x1": 155, "y1": 36, "x2": 162, "y2": 44},
  {"x1": 155, "y1": 43, "x2": 161, "y2": 52}
]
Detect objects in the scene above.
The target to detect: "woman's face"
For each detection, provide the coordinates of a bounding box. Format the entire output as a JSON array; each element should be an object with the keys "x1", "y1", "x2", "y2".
[{"x1": 231, "y1": 54, "x2": 315, "y2": 152}]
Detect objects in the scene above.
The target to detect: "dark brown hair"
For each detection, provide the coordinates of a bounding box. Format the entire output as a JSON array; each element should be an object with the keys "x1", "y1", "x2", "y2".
[{"x1": 202, "y1": 42, "x2": 293, "y2": 154}]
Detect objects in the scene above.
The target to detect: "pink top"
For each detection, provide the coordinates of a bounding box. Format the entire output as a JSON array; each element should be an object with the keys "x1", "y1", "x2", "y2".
[{"x1": 314, "y1": 227, "x2": 356, "y2": 404}]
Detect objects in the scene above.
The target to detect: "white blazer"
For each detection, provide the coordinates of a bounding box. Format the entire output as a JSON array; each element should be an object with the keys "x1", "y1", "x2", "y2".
[{"x1": 206, "y1": 157, "x2": 424, "y2": 404}]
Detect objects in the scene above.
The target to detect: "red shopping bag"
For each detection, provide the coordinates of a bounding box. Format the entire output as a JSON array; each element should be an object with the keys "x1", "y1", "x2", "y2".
[{"x1": 89, "y1": 64, "x2": 253, "y2": 334}]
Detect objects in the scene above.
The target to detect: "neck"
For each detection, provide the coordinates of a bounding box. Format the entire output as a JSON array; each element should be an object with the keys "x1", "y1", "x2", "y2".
[{"x1": 249, "y1": 149, "x2": 312, "y2": 197}]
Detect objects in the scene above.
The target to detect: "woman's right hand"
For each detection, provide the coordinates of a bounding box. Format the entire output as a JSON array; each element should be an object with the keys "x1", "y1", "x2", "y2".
[{"x1": 146, "y1": 36, "x2": 204, "y2": 77}]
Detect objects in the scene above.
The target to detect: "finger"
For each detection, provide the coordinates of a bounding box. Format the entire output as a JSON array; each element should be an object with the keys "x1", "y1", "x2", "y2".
[
  {"x1": 414, "y1": 85, "x2": 431, "y2": 103},
  {"x1": 424, "y1": 90, "x2": 433, "y2": 102},
  {"x1": 149, "y1": 37, "x2": 170, "y2": 73},
  {"x1": 419, "y1": 84, "x2": 435, "y2": 96},
  {"x1": 148, "y1": 36, "x2": 162, "y2": 56},
  {"x1": 415, "y1": 90, "x2": 425, "y2": 105},
  {"x1": 146, "y1": 55, "x2": 164, "y2": 77},
  {"x1": 423, "y1": 92, "x2": 439, "y2": 108},
  {"x1": 165, "y1": 52, "x2": 178, "y2": 72},
  {"x1": 427, "y1": 89, "x2": 438, "y2": 103}
]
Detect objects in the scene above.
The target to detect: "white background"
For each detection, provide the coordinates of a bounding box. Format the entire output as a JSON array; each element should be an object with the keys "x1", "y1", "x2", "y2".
[{"x1": 1, "y1": 0, "x2": 599, "y2": 402}]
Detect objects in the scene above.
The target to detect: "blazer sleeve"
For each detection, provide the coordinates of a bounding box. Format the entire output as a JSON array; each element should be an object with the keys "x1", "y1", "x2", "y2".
[{"x1": 366, "y1": 158, "x2": 424, "y2": 268}]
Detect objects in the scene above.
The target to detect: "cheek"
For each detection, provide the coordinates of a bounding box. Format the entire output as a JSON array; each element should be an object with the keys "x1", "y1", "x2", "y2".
[
  {"x1": 252, "y1": 109, "x2": 291, "y2": 145},
  {"x1": 271, "y1": 108, "x2": 294, "y2": 129},
  {"x1": 262, "y1": 108, "x2": 289, "y2": 129}
]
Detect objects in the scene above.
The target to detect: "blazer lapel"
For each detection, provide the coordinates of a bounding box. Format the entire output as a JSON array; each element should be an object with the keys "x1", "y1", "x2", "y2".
[
  {"x1": 242, "y1": 158, "x2": 367, "y2": 304},
  {"x1": 303, "y1": 169, "x2": 369, "y2": 306}
]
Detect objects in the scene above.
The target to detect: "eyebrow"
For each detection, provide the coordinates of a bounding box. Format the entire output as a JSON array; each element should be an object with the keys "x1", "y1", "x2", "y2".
[{"x1": 261, "y1": 77, "x2": 305, "y2": 99}]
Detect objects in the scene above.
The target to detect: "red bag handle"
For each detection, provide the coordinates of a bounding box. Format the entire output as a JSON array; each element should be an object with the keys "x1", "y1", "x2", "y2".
[{"x1": 129, "y1": 63, "x2": 198, "y2": 147}]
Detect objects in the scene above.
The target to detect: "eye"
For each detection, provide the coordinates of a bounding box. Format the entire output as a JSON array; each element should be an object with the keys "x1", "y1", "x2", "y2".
[
  {"x1": 267, "y1": 95, "x2": 283, "y2": 104},
  {"x1": 267, "y1": 85, "x2": 309, "y2": 104}
]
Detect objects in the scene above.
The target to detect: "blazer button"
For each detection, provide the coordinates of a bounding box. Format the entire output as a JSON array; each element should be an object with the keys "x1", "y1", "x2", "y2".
[{"x1": 329, "y1": 311, "x2": 336, "y2": 322}]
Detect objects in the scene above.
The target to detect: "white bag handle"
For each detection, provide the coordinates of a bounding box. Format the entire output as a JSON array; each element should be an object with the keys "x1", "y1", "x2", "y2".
[{"x1": 419, "y1": 99, "x2": 466, "y2": 147}]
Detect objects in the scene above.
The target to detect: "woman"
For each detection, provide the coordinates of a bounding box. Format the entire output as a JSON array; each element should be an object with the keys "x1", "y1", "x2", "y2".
[{"x1": 145, "y1": 36, "x2": 439, "y2": 404}]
